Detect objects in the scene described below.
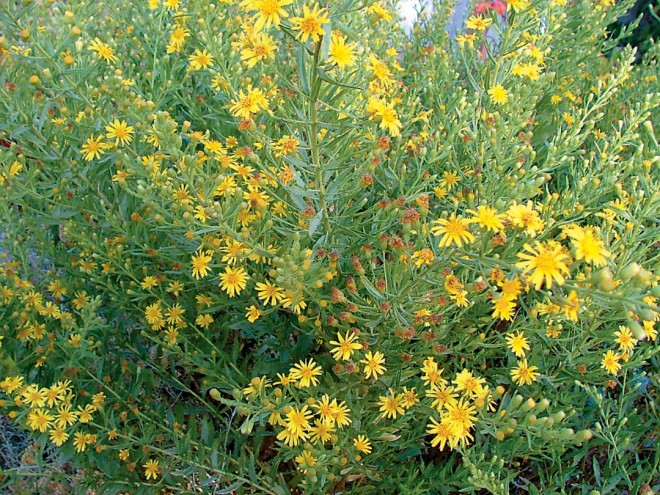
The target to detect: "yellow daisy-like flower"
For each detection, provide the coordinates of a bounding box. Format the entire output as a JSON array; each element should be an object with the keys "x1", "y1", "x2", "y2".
[
  {"x1": 508, "y1": 0, "x2": 531, "y2": 12},
  {"x1": 467, "y1": 205, "x2": 504, "y2": 232},
  {"x1": 191, "y1": 250, "x2": 213, "y2": 279},
  {"x1": 465, "y1": 15, "x2": 492, "y2": 31},
  {"x1": 88, "y1": 38, "x2": 118, "y2": 63},
  {"x1": 510, "y1": 359, "x2": 539, "y2": 385},
  {"x1": 255, "y1": 280, "x2": 285, "y2": 306},
  {"x1": 516, "y1": 241, "x2": 571, "y2": 290},
  {"x1": 505, "y1": 331, "x2": 530, "y2": 358},
  {"x1": 143, "y1": 459, "x2": 161, "y2": 480},
  {"x1": 27, "y1": 408, "x2": 53, "y2": 432},
  {"x1": 487, "y1": 84, "x2": 508, "y2": 105},
  {"x1": 251, "y1": 0, "x2": 293, "y2": 31},
  {"x1": 426, "y1": 416, "x2": 456, "y2": 451},
  {"x1": 564, "y1": 226, "x2": 610, "y2": 267},
  {"x1": 492, "y1": 296, "x2": 516, "y2": 321},
  {"x1": 411, "y1": 248, "x2": 435, "y2": 267},
  {"x1": 81, "y1": 134, "x2": 107, "y2": 161},
  {"x1": 601, "y1": 350, "x2": 621, "y2": 375},
  {"x1": 431, "y1": 214, "x2": 476, "y2": 248},
  {"x1": 426, "y1": 384, "x2": 459, "y2": 411},
  {"x1": 229, "y1": 87, "x2": 269, "y2": 119},
  {"x1": 245, "y1": 305, "x2": 261, "y2": 323},
  {"x1": 219, "y1": 266, "x2": 249, "y2": 297},
  {"x1": 291, "y1": 4, "x2": 330, "y2": 43},
  {"x1": 188, "y1": 49, "x2": 214, "y2": 71},
  {"x1": 378, "y1": 388, "x2": 405, "y2": 419},
  {"x1": 328, "y1": 32, "x2": 356, "y2": 69},
  {"x1": 329, "y1": 330, "x2": 362, "y2": 361},
  {"x1": 614, "y1": 326, "x2": 636, "y2": 354},
  {"x1": 240, "y1": 31, "x2": 277, "y2": 68},
  {"x1": 289, "y1": 358, "x2": 323, "y2": 388},
  {"x1": 105, "y1": 119, "x2": 134, "y2": 146},
  {"x1": 444, "y1": 399, "x2": 477, "y2": 434},
  {"x1": 453, "y1": 369, "x2": 486, "y2": 398},
  {"x1": 49, "y1": 425, "x2": 69, "y2": 446},
  {"x1": 360, "y1": 350, "x2": 386, "y2": 380},
  {"x1": 353, "y1": 435, "x2": 372, "y2": 454}
]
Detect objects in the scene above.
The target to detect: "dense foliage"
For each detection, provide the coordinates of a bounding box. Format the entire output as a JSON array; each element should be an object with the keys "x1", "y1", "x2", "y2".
[{"x1": 0, "y1": 0, "x2": 658, "y2": 493}]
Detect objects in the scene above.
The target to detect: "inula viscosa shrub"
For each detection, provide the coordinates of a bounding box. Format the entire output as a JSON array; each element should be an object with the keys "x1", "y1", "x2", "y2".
[{"x1": 0, "y1": 0, "x2": 658, "y2": 493}]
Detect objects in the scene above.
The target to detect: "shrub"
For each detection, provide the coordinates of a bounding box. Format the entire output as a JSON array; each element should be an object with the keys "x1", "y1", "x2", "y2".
[{"x1": 0, "y1": 0, "x2": 658, "y2": 493}]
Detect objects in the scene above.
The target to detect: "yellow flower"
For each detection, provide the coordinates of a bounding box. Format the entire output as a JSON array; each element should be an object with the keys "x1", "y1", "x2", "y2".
[
  {"x1": 49, "y1": 425, "x2": 69, "y2": 446},
  {"x1": 508, "y1": 0, "x2": 531, "y2": 12},
  {"x1": 81, "y1": 134, "x2": 107, "y2": 161},
  {"x1": 411, "y1": 248, "x2": 435, "y2": 267},
  {"x1": 431, "y1": 214, "x2": 475, "y2": 248},
  {"x1": 240, "y1": 32, "x2": 277, "y2": 68},
  {"x1": 353, "y1": 435, "x2": 372, "y2": 454},
  {"x1": 366, "y1": 55, "x2": 394, "y2": 89},
  {"x1": 245, "y1": 305, "x2": 261, "y2": 322},
  {"x1": 507, "y1": 201, "x2": 545, "y2": 236},
  {"x1": 295, "y1": 449, "x2": 317, "y2": 472},
  {"x1": 467, "y1": 205, "x2": 504, "y2": 232},
  {"x1": 21, "y1": 385, "x2": 47, "y2": 408},
  {"x1": 283, "y1": 405, "x2": 313, "y2": 436},
  {"x1": 73, "y1": 431, "x2": 91, "y2": 452},
  {"x1": 229, "y1": 87, "x2": 269, "y2": 119},
  {"x1": 291, "y1": 4, "x2": 330, "y2": 43},
  {"x1": 492, "y1": 296, "x2": 516, "y2": 321},
  {"x1": 510, "y1": 359, "x2": 539, "y2": 385},
  {"x1": 250, "y1": 0, "x2": 293, "y2": 31},
  {"x1": 378, "y1": 388, "x2": 405, "y2": 419},
  {"x1": 188, "y1": 49, "x2": 214, "y2": 70},
  {"x1": 614, "y1": 326, "x2": 636, "y2": 354},
  {"x1": 516, "y1": 241, "x2": 571, "y2": 290},
  {"x1": 506, "y1": 331, "x2": 530, "y2": 358},
  {"x1": 55, "y1": 405, "x2": 79, "y2": 428},
  {"x1": 254, "y1": 280, "x2": 284, "y2": 306},
  {"x1": 195, "y1": 314, "x2": 214, "y2": 329},
  {"x1": 601, "y1": 350, "x2": 621, "y2": 375},
  {"x1": 444, "y1": 400, "x2": 477, "y2": 434},
  {"x1": 465, "y1": 15, "x2": 492, "y2": 31},
  {"x1": 191, "y1": 250, "x2": 213, "y2": 279},
  {"x1": 426, "y1": 384, "x2": 458, "y2": 411},
  {"x1": 329, "y1": 330, "x2": 362, "y2": 361},
  {"x1": 421, "y1": 357, "x2": 446, "y2": 387},
  {"x1": 367, "y1": 97, "x2": 402, "y2": 137},
  {"x1": 331, "y1": 399, "x2": 352, "y2": 427},
  {"x1": 564, "y1": 226, "x2": 610, "y2": 267},
  {"x1": 144, "y1": 301, "x2": 165, "y2": 329},
  {"x1": 165, "y1": 303, "x2": 185, "y2": 326},
  {"x1": 88, "y1": 38, "x2": 118, "y2": 63},
  {"x1": 453, "y1": 369, "x2": 486, "y2": 398},
  {"x1": 360, "y1": 350, "x2": 386, "y2": 380},
  {"x1": 105, "y1": 119, "x2": 134, "y2": 146},
  {"x1": 27, "y1": 408, "x2": 53, "y2": 432},
  {"x1": 289, "y1": 358, "x2": 323, "y2": 388},
  {"x1": 309, "y1": 419, "x2": 335, "y2": 443},
  {"x1": 401, "y1": 387, "x2": 420, "y2": 408},
  {"x1": 219, "y1": 266, "x2": 249, "y2": 297},
  {"x1": 328, "y1": 32, "x2": 356, "y2": 69},
  {"x1": 426, "y1": 416, "x2": 456, "y2": 451},
  {"x1": 143, "y1": 459, "x2": 161, "y2": 480},
  {"x1": 488, "y1": 84, "x2": 508, "y2": 105}
]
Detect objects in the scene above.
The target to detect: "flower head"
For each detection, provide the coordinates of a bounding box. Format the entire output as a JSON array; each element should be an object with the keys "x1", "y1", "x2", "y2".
[
  {"x1": 291, "y1": 4, "x2": 330, "y2": 43},
  {"x1": 516, "y1": 241, "x2": 571, "y2": 290},
  {"x1": 511, "y1": 359, "x2": 539, "y2": 385},
  {"x1": 360, "y1": 350, "x2": 386, "y2": 380}
]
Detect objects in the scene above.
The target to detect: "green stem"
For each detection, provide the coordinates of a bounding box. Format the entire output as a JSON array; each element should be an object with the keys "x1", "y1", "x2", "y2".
[{"x1": 309, "y1": 40, "x2": 332, "y2": 240}]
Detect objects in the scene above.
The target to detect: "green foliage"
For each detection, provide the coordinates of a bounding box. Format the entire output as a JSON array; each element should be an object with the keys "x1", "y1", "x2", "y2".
[{"x1": 0, "y1": 0, "x2": 658, "y2": 493}]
